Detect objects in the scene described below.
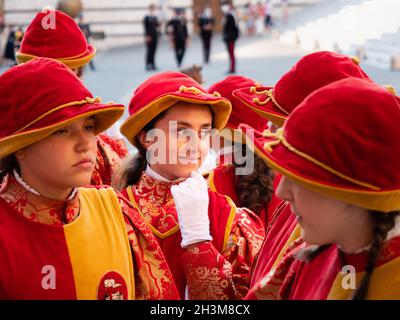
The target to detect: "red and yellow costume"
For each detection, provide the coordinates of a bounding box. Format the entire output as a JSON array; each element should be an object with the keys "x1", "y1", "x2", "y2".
[
  {"x1": 119, "y1": 72, "x2": 265, "y2": 299},
  {"x1": 0, "y1": 173, "x2": 178, "y2": 299},
  {"x1": 233, "y1": 52, "x2": 375, "y2": 294},
  {"x1": 122, "y1": 170, "x2": 264, "y2": 299},
  {"x1": 242, "y1": 77, "x2": 400, "y2": 299},
  {"x1": 15, "y1": 9, "x2": 128, "y2": 187},
  {"x1": 0, "y1": 58, "x2": 178, "y2": 300}
]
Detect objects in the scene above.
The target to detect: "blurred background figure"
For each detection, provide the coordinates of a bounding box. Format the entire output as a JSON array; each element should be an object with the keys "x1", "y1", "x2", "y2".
[
  {"x1": 143, "y1": 3, "x2": 161, "y2": 71},
  {"x1": 166, "y1": 8, "x2": 188, "y2": 68},
  {"x1": 198, "y1": 6, "x2": 214, "y2": 64},
  {"x1": 243, "y1": 2, "x2": 256, "y2": 36},
  {"x1": 77, "y1": 13, "x2": 96, "y2": 72},
  {"x1": 281, "y1": 0, "x2": 289, "y2": 24},
  {"x1": 221, "y1": 1, "x2": 239, "y2": 74},
  {"x1": 264, "y1": 0, "x2": 273, "y2": 33},
  {"x1": 3, "y1": 25, "x2": 23, "y2": 67},
  {"x1": 255, "y1": 1, "x2": 266, "y2": 35}
]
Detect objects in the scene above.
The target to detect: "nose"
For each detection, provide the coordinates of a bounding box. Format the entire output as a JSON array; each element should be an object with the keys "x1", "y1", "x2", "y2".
[
  {"x1": 276, "y1": 175, "x2": 293, "y2": 202},
  {"x1": 75, "y1": 130, "x2": 93, "y2": 154}
]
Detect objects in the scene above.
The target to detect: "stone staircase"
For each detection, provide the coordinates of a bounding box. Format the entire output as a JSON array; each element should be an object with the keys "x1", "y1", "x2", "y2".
[{"x1": 278, "y1": 0, "x2": 400, "y2": 70}]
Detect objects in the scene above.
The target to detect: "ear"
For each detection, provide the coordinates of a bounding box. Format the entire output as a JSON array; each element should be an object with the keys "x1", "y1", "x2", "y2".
[{"x1": 137, "y1": 130, "x2": 153, "y2": 150}]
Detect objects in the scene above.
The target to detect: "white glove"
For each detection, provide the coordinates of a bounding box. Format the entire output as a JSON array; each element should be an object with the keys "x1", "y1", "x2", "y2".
[{"x1": 171, "y1": 171, "x2": 212, "y2": 248}]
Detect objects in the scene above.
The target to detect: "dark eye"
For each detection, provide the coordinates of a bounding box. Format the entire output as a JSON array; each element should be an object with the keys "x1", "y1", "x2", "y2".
[
  {"x1": 85, "y1": 124, "x2": 95, "y2": 132},
  {"x1": 200, "y1": 128, "x2": 212, "y2": 138},
  {"x1": 177, "y1": 127, "x2": 192, "y2": 137},
  {"x1": 53, "y1": 128, "x2": 69, "y2": 135}
]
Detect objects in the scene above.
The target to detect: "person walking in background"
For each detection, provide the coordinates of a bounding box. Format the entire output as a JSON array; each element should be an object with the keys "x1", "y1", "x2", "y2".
[
  {"x1": 143, "y1": 3, "x2": 161, "y2": 71},
  {"x1": 221, "y1": 1, "x2": 240, "y2": 74},
  {"x1": 166, "y1": 8, "x2": 188, "y2": 68},
  {"x1": 77, "y1": 14, "x2": 96, "y2": 72},
  {"x1": 281, "y1": 0, "x2": 289, "y2": 24},
  {"x1": 198, "y1": 6, "x2": 214, "y2": 64},
  {"x1": 264, "y1": 0, "x2": 273, "y2": 32}
]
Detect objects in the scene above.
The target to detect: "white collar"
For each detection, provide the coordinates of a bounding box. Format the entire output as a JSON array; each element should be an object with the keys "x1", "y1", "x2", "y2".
[
  {"x1": 13, "y1": 170, "x2": 78, "y2": 201},
  {"x1": 145, "y1": 165, "x2": 185, "y2": 183}
]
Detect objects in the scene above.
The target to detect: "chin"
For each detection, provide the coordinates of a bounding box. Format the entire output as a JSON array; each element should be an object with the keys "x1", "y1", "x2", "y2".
[{"x1": 69, "y1": 176, "x2": 92, "y2": 187}]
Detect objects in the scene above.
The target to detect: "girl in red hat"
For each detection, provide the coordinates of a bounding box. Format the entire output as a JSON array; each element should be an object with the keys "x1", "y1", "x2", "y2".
[
  {"x1": 15, "y1": 9, "x2": 128, "y2": 187},
  {"x1": 119, "y1": 71, "x2": 265, "y2": 299},
  {"x1": 0, "y1": 58, "x2": 178, "y2": 300},
  {"x1": 233, "y1": 51, "x2": 374, "y2": 290},
  {"x1": 206, "y1": 75, "x2": 279, "y2": 230},
  {"x1": 243, "y1": 78, "x2": 400, "y2": 299}
]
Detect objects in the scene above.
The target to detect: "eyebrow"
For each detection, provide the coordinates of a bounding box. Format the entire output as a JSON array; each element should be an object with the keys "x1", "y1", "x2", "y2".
[{"x1": 177, "y1": 121, "x2": 212, "y2": 128}]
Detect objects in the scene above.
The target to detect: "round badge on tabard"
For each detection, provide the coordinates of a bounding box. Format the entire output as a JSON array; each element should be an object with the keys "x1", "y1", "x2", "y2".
[{"x1": 97, "y1": 271, "x2": 128, "y2": 300}]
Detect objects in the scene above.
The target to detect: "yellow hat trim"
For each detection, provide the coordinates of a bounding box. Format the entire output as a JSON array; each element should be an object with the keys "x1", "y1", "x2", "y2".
[{"x1": 262, "y1": 128, "x2": 380, "y2": 191}]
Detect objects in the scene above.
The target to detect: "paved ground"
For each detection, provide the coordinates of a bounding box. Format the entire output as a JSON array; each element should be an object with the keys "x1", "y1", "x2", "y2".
[{"x1": 1, "y1": 29, "x2": 399, "y2": 138}]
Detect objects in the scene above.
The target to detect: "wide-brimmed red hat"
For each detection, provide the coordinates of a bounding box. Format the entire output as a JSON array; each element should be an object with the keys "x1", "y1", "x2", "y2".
[
  {"x1": 0, "y1": 58, "x2": 124, "y2": 158},
  {"x1": 241, "y1": 78, "x2": 400, "y2": 212},
  {"x1": 208, "y1": 75, "x2": 267, "y2": 143},
  {"x1": 120, "y1": 71, "x2": 232, "y2": 146},
  {"x1": 16, "y1": 9, "x2": 96, "y2": 69},
  {"x1": 234, "y1": 51, "x2": 371, "y2": 126}
]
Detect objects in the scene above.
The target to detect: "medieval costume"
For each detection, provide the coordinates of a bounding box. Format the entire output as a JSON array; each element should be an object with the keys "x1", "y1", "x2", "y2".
[
  {"x1": 15, "y1": 9, "x2": 128, "y2": 186},
  {"x1": 119, "y1": 71, "x2": 265, "y2": 299},
  {"x1": 0, "y1": 58, "x2": 178, "y2": 300}
]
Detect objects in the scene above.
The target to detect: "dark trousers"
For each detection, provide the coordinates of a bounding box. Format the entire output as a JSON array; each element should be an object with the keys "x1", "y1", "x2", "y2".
[
  {"x1": 174, "y1": 40, "x2": 186, "y2": 67},
  {"x1": 146, "y1": 38, "x2": 158, "y2": 69},
  {"x1": 225, "y1": 40, "x2": 236, "y2": 73},
  {"x1": 201, "y1": 36, "x2": 211, "y2": 63}
]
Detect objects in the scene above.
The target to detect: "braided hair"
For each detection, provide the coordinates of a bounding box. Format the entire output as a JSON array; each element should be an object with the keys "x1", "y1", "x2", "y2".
[{"x1": 351, "y1": 210, "x2": 400, "y2": 300}]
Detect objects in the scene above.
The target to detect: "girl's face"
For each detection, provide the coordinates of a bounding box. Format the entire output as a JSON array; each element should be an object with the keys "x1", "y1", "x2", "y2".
[
  {"x1": 15, "y1": 117, "x2": 97, "y2": 200},
  {"x1": 140, "y1": 102, "x2": 213, "y2": 180},
  {"x1": 276, "y1": 176, "x2": 372, "y2": 249}
]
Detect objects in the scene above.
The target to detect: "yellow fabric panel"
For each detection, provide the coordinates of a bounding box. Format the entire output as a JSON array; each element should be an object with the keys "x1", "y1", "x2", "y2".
[
  {"x1": 328, "y1": 256, "x2": 400, "y2": 300},
  {"x1": 64, "y1": 187, "x2": 135, "y2": 299},
  {"x1": 270, "y1": 224, "x2": 302, "y2": 271}
]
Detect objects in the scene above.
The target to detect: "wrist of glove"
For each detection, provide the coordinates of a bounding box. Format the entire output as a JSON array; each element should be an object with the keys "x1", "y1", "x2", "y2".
[{"x1": 171, "y1": 171, "x2": 212, "y2": 248}]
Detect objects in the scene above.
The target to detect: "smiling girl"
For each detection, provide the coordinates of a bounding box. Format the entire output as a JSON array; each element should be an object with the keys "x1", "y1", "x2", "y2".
[
  {"x1": 0, "y1": 58, "x2": 178, "y2": 300},
  {"x1": 119, "y1": 71, "x2": 265, "y2": 299}
]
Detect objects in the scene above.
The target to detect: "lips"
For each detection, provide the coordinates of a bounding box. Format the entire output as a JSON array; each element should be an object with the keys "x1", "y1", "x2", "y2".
[{"x1": 73, "y1": 158, "x2": 94, "y2": 168}]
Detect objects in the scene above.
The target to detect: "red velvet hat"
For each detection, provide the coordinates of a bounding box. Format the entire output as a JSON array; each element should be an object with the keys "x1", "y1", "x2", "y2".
[
  {"x1": 120, "y1": 71, "x2": 232, "y2": 146},
  {"x1": 16, "y1": 9, "x2": 95, "y2": 69},
  {"x1": 0, "y1": 58, "x2": 124, "y2": 158},
  {"x1": 234, "y1": 51, "x2": 371, "y2": 126},
  {"x1": 208, "y1": 76, "x2": 266, "y2": 142},
  {"x1": 241, "y1": 78, "x2": 400, "y2": 212}
]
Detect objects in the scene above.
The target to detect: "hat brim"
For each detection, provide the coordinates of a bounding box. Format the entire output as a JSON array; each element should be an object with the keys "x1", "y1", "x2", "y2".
[
  {"x1": 0, "y1": 101, "x2": 124, "y2": 158},
  {"x1": 120, "y1": 93, "x2": 232, "y2": 147},
  {"x1": 16, "y1": 44, "x2": 96, "y2": 69},
  {"x1": 240, "y1": 124, "x2": 400, "y2": 212},
  {"x1": 233, "y1": 87, "x2": 287, "y2": 127}
]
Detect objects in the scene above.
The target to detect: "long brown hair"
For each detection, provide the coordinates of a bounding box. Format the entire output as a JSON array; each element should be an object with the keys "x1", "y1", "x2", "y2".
[
  {"x1": 119, "y1": 110, "x2": 168, "y2": 189},
  {"x1": 0, "y1": 155, "x2": 18, "y2": 182},
  {"x1": 234, "y1": 143, "x2": 274, "y2": 215}
]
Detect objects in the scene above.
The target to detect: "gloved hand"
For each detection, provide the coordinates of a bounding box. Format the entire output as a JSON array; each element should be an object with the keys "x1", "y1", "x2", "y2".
[{"x1": 171, "y1": 171, "x2": 212, "y2": 248}]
